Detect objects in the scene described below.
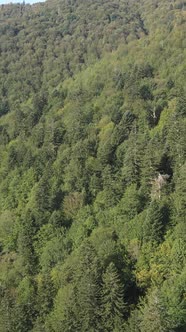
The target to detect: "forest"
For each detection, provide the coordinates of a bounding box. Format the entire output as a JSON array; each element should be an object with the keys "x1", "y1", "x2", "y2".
[{"x1": 0, "y1": 0, "x2": 185, "y2": 331}]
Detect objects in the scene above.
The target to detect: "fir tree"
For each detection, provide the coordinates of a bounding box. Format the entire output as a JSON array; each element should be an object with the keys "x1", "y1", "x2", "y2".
[{"x1": 101, "y1": 262, "x2": 126, "y2": 332}]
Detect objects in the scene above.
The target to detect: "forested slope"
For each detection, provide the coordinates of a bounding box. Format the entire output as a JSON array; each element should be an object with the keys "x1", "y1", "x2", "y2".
[{"x1": 0, "y1": 0, "x2": 186, "y2": 331}]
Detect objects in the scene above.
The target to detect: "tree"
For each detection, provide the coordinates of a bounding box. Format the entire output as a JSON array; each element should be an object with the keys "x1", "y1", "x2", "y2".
[
  {"x1": 101, "y1": 262, "x2": 126, "y2": 331},
  {"x1": 143, "y1": 201, "x2": 169, "y2": 245},
  {"x1": 74, "y1": 240, "x2": 101, "y2": 332},
  {"x1": 139, "y1": 288, "x2": 171, "y2": 332}
]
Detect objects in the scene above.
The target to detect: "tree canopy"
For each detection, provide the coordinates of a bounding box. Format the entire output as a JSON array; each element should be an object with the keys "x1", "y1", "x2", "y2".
[{"x1": 0, "y1": 0, "x2": 186, "y2": 331}]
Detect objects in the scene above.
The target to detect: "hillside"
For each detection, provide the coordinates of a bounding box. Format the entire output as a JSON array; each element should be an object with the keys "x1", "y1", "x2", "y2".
[{"x1": 0, "y1": 0, "x2": 186, "y2": 331}]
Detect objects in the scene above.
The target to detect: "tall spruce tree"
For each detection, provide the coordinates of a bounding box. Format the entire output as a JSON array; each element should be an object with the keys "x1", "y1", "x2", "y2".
[{"x1": 101, "y1": 262, "x2": 126, "y2": 331}]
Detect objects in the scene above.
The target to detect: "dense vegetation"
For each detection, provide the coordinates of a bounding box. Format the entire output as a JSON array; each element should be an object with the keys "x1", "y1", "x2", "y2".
[{"x1": 0, "y1": 0, "x2": 186, "y2": 331}]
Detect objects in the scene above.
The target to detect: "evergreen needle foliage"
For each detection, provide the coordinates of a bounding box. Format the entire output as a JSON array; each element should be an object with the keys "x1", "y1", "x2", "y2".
[{"x1": 0, "y1": 0, "x2": 185, "y2": 331}]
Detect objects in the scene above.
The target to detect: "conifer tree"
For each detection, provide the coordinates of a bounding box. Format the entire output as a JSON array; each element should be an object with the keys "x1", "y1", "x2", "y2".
[
  {"x1": 101, "y1": 262, "x2": 126, "y2": 331},
  {"x1": 143, "y1": 201, "x2": 166, "y2": 244},
  {"x1": 75, "y1": 240, "x2": 101, "y2": 332}
]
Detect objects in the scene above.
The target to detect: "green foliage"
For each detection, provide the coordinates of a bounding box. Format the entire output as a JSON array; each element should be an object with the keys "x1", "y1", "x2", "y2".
[
  {"x1": 0, "y1": 0, "x2": 185, "y2": 330},
  {"x1": 101, "y1": 262, "x2": 126, "y2": 332},
  {"x1": 143, "y1": 200, "x2": 169, "y2": 244}
]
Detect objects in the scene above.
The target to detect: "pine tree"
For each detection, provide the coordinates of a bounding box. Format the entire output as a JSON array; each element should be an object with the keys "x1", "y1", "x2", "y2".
[
  {"x1": 139, "y1": 288, "x2": 171, "y2": 332},
  {"x1": 75, "y1": 240, "x2": 101, "y2": 332},
  {"x1": 101, "y1": 262, "x2": 126, "y2": 332},
  {"x1": 143, "y1": 201, "x2": 167, "y2": 244}
]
